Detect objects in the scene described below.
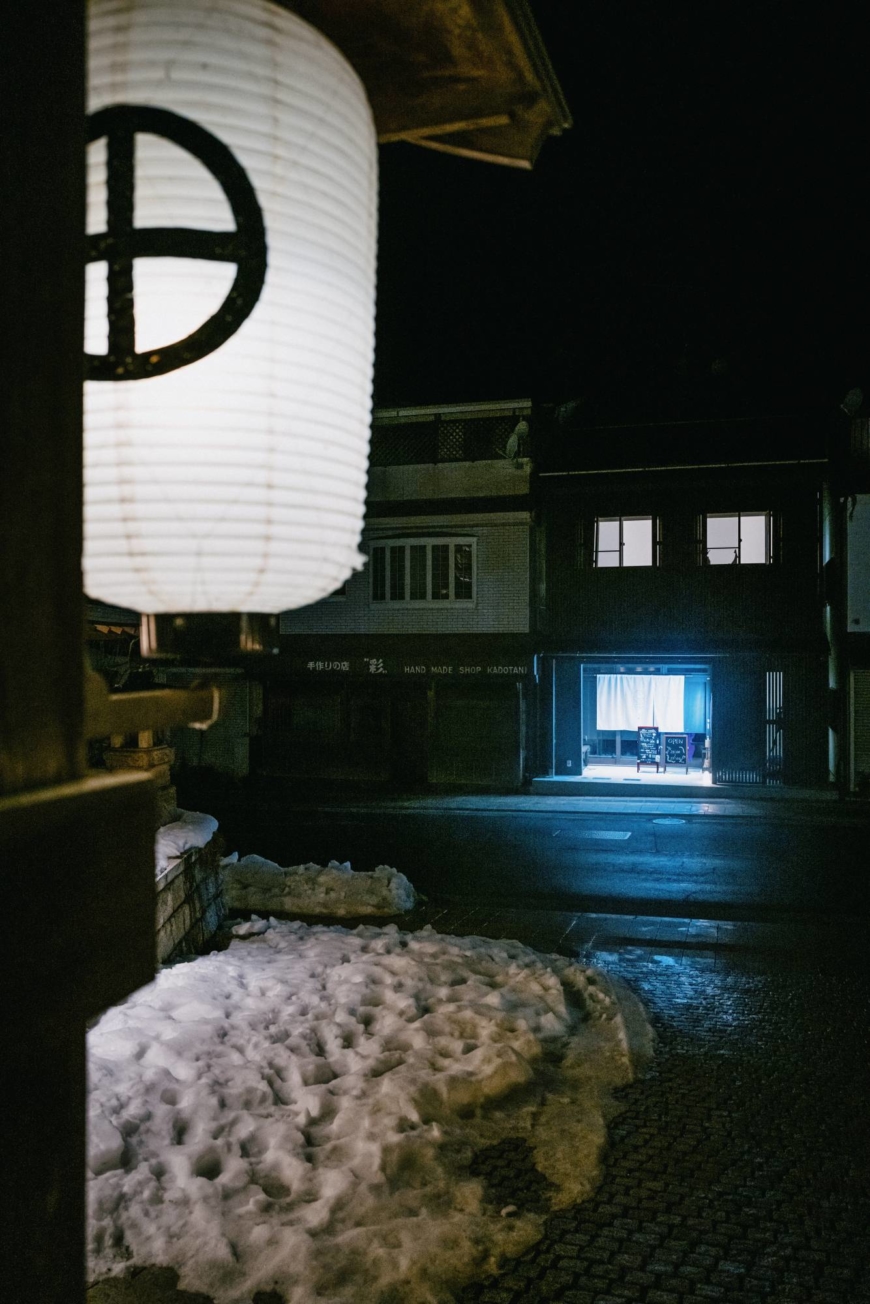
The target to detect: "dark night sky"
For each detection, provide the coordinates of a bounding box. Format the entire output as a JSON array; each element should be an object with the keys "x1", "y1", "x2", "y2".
[{"x1": 373, "y1": 1, "x2": 868, "y2": 423}]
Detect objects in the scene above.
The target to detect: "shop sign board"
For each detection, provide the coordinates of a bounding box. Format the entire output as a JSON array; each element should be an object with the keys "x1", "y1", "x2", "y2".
[
  {"x1": 662, "y1": 732, "x2": 690, "y2": 772},
  {"x1": 294, "y1": 657, "x2": 529, "y2": 680},
  {"x1": 637, "y1": 726, "x2": 660, "y2": 770}
]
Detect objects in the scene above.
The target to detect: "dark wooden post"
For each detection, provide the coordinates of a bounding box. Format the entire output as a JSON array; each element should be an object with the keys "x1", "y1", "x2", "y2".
[
  {"x1": 1, "y1": 6, "x2": 156, "y2": 1300},
  {"x1": 0, "y1": 2, "x2": 86, "y2": 793}
]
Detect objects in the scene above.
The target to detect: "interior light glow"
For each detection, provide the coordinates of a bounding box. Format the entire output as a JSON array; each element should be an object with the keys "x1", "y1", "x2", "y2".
[{"x1": 84, "y1": 0, "x2": 378, "y2": 613}]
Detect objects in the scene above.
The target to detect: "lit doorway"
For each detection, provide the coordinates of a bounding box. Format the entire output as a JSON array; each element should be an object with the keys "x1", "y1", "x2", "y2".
[{"x1": 579, "y1": 661, "x2": 711, "y2": 783}]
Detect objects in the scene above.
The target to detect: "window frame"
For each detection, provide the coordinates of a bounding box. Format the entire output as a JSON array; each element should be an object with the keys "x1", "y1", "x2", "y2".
[
  {"x1": 593, "y1": 514, "x2": 658, "y2": 569},
  {"x1": 368, "y1": 536, "x2": 477, "y2": 606},
  {"x1": 702, "y1": 511, "x2": 772, "y2": 566}
]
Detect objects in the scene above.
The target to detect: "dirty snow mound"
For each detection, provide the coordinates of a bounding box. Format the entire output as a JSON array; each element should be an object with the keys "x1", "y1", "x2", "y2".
[
  {"x1": 155, "y1": 810, "x2": 218, "y2": 873},
  {"x1": 224, "y1": 854, "x2": 416, "y2": 916},
  {"x1": 88, "y1": 920, "x2": 650, "y2": 1303}
]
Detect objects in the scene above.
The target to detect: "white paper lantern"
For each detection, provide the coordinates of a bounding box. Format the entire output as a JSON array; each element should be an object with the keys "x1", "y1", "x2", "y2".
[{"x1": 84, "y1": 0, "x2": 377, "y2": 613}]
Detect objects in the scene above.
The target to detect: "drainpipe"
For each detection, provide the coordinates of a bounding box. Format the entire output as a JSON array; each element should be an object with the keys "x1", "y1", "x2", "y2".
[
  {"x1": 822, "y1": 483, "x2": 846, "y2": 794},
  {"x1": 824, "y1": 398, "x2": 859, "y2": 797},
  {"x1": 551, "y1": 657, "x2": 556, "y2": 776}
]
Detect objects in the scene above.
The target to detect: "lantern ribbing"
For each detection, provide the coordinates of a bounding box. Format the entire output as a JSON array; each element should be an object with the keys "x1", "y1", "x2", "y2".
[{"x1": 84, "y1": 0, "x2": 378, "y2": 613}]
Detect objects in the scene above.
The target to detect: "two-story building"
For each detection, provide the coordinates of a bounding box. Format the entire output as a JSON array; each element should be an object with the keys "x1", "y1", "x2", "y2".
[
  {"x1": 267, "y1": 399, "x2": 534, "y2": 788},
  {"x1": 531, "y1": 410, "x2": 830, "y2": 790},
  {"x1": 95, "y1": 402, "x2": 847, "y2": 795}
]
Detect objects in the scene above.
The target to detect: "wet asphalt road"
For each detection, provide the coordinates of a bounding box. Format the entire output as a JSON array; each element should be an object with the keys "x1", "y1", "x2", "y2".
[{"x1": 196, "y1": 791, "x2": 870, "y2": 923}]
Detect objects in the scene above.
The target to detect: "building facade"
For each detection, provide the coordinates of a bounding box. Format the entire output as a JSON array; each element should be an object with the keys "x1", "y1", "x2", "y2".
[
  {"x1": 531, "y1": 410, "x2": 831, "y2": 790},
  {"x1": 270, "y1": 402, "x2": 870, "y2": 794},
  {"x1": 268, "y1": 399, "x2": 534, "y2": 788},
  {"x1": 91, "y1": 402, "x2": 863, "y2": 795}
]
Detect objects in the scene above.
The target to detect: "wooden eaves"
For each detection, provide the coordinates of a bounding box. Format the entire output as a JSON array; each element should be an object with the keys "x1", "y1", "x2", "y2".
[{"x1": 286, "y1": 0, "x2": 572, "y2": 168}]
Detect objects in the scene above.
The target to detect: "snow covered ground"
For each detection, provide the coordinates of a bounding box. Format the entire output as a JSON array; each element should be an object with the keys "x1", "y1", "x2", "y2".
[
  {"x1": 223, "y1": 854, "x2": 417, "y2": 917},
  {"x1": 88, "y1": 920, "x2": 651, "y2": 1304}
]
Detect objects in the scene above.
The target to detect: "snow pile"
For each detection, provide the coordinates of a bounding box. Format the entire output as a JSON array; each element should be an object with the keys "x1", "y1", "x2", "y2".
[
  {"x1": 223, "y1": 854, "x2": 416, "y2": 917},
  {"x1": 155, "y1": 811, "x2": 218, "y2": 874},
  {"x1": 88, "y1": 920, "x2": 650, "y2": 1303}
]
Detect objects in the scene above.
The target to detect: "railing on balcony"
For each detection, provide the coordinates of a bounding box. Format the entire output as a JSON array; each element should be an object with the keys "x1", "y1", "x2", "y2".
[{"x1": 369, "y1": 415, "x2": 519, "y2": 466}]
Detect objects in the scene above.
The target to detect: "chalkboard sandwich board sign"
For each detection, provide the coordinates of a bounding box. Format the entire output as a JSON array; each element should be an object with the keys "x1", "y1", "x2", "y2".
[
  {"x1": 637, "y1": 726, "x2": 660, "y2": 772},
  {"x1": 662, "y1": 732, "x2": 690, "y2": 773}
]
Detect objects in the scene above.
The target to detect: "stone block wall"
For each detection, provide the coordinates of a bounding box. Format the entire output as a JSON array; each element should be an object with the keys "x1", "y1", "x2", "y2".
[
  {"x1": 104, "y1": 735, "x2": 178, "y2": 826},
  {"x1": 155, "y1": 837, "x2": 225, "y2": 963}
]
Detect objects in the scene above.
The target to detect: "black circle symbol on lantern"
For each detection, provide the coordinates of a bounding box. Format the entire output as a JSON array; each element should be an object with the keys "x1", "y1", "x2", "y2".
[{"x1": 85, "y1": 105, "x2": 267, "y2": 381}]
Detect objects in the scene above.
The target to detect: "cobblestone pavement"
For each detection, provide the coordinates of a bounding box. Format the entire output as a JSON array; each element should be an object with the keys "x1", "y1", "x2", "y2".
[{"x1": 458, "y1": 946, "x2": 870, "y2": 1304}]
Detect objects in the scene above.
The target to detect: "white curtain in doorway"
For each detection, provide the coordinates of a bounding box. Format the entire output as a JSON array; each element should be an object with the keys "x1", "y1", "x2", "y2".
[{"x1": 596, "y1": 674, "x2": 685, "y2": 731}]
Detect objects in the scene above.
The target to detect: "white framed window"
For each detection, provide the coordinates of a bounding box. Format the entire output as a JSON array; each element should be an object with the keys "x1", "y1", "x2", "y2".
[
  {"x1": 594, "y1": 516, "x2": 655, "y2": 567},
  {"x1": 704, "y1": 512, "x2": 770, "y2": 565},
  {"x1": 369, "y1": 538, "x2": 476, "y2": 604}
]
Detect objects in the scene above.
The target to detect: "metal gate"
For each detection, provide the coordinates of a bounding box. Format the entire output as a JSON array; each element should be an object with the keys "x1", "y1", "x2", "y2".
[
  {"x1": 714, "y1": 662, "x2": 783, "y2": 785},
  {"x1": 764, "y1": 670, "x2": 784, "y2": 785}
]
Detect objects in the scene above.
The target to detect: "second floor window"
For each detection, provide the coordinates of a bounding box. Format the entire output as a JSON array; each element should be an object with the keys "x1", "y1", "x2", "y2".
[
  {"x1": 370, "y1": 538, "x2": 475, "y2": 603},
  {"x1": 595, "y1": 516, "x2": 655, "y2": 567},
  {"x1": 704, "y1": 512, "x2": 770, "y2": 564}
]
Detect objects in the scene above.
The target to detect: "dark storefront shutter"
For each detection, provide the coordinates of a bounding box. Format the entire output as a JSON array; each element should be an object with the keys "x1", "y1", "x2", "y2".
[
  {"x1": 853, "y1": 669, "x2": 870, "y2": 785},
  {"x1": 429, "y1": 685, "x2": 522, "y2": 787},
  {"x1": 713, "y1": 659, "x2": 766, "y2": 784}
]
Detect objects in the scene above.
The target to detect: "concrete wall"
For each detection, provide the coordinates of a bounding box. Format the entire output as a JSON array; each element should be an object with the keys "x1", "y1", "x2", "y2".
[
  {"x1": 367, "y1": 458, "x2": 529, "y2": 501},
  {"x1": 539, "y1": 466, "x2": 822, "y2": 651},
  {"x1": 848, "y1": 494, "x2": 870, "y2": 632},
  {"x1": 281, "y1": 511, "x2": 530, "y2": 636},
  {"x1": 170, "y1": 674, "x2": 262, "y2": 779}
]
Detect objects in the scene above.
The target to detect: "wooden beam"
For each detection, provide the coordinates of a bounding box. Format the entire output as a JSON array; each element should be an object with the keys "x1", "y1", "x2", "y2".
[
  {"x1": 379, "y1": 112, "x2": 512, "y2": 144},
  {"x1": 413, "y1": 134, "x2": 535, "y2": 169},
  {"x1": 85, "y1": 670, "x2": 220, "y2": 738},
  {"x1": 0, "y1": 0, "x2": 86, "y2": 794},
  {"x1": 2, "y1": 770, "x2": 156, "y2": 1303}
]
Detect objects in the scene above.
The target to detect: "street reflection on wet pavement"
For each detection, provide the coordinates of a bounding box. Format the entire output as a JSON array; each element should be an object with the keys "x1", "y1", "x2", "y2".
[{"x1": 457, "y1": 942, "x2": 870, "y2": 1304}]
